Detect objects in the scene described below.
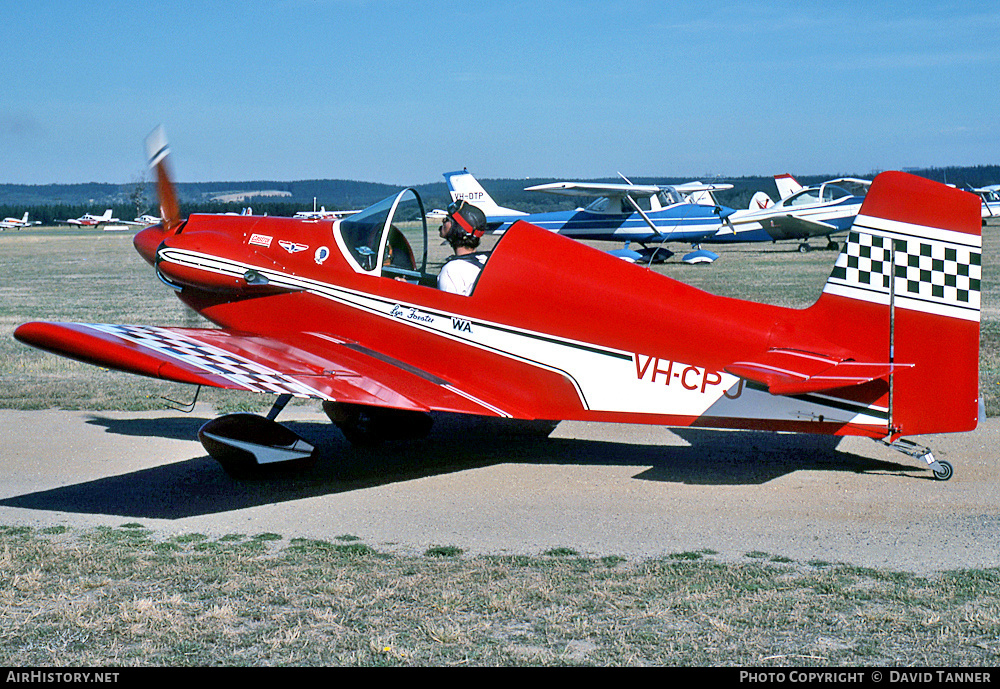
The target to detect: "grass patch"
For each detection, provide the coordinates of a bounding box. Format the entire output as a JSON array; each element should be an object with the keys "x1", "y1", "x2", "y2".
[
  {"x1": 0, "y1": 525, "x2": 997, "y2": 667},
  {"x1": 425, "y1": 545, "x2": 464, "y2": 558},
  {"x1": 669, "y1": 551, "x2": 705, "y2": 561},
  {"x1": 543, "y1": 547, "x2": 579, "y2": 558}
]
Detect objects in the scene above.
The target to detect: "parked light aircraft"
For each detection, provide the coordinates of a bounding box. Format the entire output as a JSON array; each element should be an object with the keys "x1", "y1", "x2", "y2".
[
  {"x1": 294, "y1": 199, "x2": 361, "y2": 220},
  {"x1": 293, "y1": 207, "x2": 360, "y2": 220},
  {"x1": 715, "y1": 176, "x2": 872, "y2": 252},
  {"x1": 63, "y1": 209, "x2": 118, "y2": 227},
  {"x1": 0, "y1": 212, "x2": 40, "y2": 229},
  {"x1": 14, "y1": 127, "x2": 981, "y2": 482},
  {"x1": 134, "y1": 215, "x2": 162, "y2": 225},
  {"x1": 970, "y1": 185, "x2": 1000, "y2": 221},
  {"x1": 445, "y1": 169, "x2": 737, "y2": 263}
]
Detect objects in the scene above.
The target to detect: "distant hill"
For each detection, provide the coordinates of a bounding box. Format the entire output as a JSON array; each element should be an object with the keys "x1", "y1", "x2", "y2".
[
  {"x1": 0, "y1": 179, "x2": 400, "y2": 207},
  {"x1": 2, "y1": 165, "x2": 998, "y2": 224}
]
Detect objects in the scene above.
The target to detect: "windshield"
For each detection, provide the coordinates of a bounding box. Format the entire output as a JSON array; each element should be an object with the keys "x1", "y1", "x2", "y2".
[
  {"x1": 656, "y1": 188, "x2": 685, "y2": 206},
  {"x1": 584, "y1": 197, "x2": 614, "y2": 213},
  {"x1": 340, "y1": 195, "x2": 394, "y2": 271},
  {"x1": 821, "y1": 184, "x2": 852, "y2": 202},
  {"x1": 785, "y1": 189, "x2": 822, "y2": 207},
  {"x1": 338, "y1": 189, "x2": 428, "y2": 278}
]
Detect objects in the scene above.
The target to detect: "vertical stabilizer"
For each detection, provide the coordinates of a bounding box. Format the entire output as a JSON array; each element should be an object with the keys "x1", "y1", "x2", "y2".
[
  {"x1": 774, "y1": 173, "x2": 803, "y2": 200},
  {"x1": 749, "y1": 191, "x2": 773, "y2": 210},
  {"x1": 821, "y1": 171, "x2": 981, "y2": 436},
  {"x1": 443, "y1": 170, "x2": 527, "y2": 218}
]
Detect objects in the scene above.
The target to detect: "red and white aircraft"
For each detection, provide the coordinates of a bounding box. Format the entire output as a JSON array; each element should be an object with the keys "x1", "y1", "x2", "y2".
[
  {"x1": 64, "y1": 209, "x2": 119, "y2": 226},
  {"x1": 0, "y1": 212, "x2": 40, "y2": 229},
  {"x1": 15, "y1": 128, "x2": 982, "y2": 480}
]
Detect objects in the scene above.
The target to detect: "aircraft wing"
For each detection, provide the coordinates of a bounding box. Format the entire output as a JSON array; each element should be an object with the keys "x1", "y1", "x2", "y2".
[
  {"x1": 749, "y1": 213, "x2": 840, "y2": 237},
  {"x1": 525, "y1": 181, "x2": 665, "y2": 198},
  {"x1": 14, "y1": 322, "x2": 518, "y2": 417},
  {"x1": 725, "y1": 348, "x2": 911, "y2": 396},
  {"x1": 526, "y1": 180, "x2": 732, "y2": 201},
  {"x1": 827, "y1": 177, "x2": 872, "y2": 188}
]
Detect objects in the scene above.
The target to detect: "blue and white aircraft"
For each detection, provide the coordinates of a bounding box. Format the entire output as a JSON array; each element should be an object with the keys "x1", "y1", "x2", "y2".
[{"x1": 444, "y1": 169, "x2": 737, "y2": 264}]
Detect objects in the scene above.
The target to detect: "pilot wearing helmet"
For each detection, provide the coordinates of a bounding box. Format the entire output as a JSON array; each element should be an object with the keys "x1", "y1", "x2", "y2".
[{"x1": 438, "y1": 200, "x2": 489, "y2": 296}]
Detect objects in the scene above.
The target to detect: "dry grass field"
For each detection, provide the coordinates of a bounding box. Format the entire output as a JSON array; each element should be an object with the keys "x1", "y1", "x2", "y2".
[{"x1": 1, "y1": 523, "x2": 998, "y2": 667}]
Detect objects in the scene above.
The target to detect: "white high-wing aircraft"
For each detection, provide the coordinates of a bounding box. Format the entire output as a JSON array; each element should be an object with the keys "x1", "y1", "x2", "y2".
[
  {"x1": 0, "y1": 212, "x2": 40, "y2": 229},
  {"x1": 970, "y1": 185, "x2": 1000, "y2": 220},
  {"x1": 64, "y1": 209, "x2": 118, "y2": 226},
  {"x1": 293, "y1": 198, "x2": 361, "y2": 220},
  {"x1": 292, "y1": 207, "x2": 360, "y2": 220}
]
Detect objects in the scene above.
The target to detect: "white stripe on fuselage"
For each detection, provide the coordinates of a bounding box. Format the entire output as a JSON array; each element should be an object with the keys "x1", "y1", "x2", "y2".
[{"x1": 157, "y1": 247, "x2": 888, "y2": 425}]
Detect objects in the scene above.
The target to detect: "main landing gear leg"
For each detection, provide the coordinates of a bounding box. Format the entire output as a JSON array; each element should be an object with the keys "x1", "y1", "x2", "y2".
[
  {"x1": 879, "y1": 438, "x2": 954, "y2": 481},
  {"x1": 267, "y1": 393, "x2": 292, "y2": 420}
]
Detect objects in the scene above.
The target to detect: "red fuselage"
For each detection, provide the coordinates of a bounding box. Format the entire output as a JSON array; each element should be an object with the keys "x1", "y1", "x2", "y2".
[{"x1": 134, "y1": 210, "x2": 907, "y2": 437}]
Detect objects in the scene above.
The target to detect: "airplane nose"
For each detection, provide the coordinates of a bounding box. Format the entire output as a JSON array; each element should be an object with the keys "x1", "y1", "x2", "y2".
[{"x1": 134, "y1": 224, "x2": 168, "y2": 265}]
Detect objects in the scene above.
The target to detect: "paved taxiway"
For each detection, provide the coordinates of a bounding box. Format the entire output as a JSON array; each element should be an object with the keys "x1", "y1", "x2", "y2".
[{"x1": 1, "y1": 406, "x2": 997, "y2": 573}]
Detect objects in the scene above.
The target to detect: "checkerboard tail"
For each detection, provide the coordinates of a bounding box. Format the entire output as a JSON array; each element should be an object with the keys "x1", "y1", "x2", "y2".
[{"x1": 820, "y1": 171, "x2": 981, "y2": 436}]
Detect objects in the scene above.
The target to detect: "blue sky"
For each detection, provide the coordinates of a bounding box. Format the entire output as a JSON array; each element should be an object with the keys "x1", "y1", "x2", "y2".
[{"x1": 3, "y1": 0, "x2": 998, "y2": 185}]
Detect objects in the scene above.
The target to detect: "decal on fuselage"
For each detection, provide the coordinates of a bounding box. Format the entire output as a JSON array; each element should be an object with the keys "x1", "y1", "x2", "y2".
[
  {"x1": 452, "y1": 317, "x2": 473, "y2": 333},
  {"x1": 633, "y1": 354, "x2": 727, "y2": 395},
  {"x1": 279, "y1": 240, "x2": 309, "y2": 254}
]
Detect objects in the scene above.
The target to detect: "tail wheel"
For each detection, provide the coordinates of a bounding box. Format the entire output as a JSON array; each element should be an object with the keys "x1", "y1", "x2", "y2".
[{"x1": 932, "y1": 460, "x2": 954, "y2": 482}]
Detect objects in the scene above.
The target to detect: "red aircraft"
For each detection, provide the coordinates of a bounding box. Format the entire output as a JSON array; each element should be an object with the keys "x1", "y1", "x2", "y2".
[{"x1": 14, "y1": 128, "x2": 982, "y2": 480}]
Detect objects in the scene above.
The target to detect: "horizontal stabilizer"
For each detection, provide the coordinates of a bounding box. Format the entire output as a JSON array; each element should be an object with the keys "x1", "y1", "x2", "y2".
[{"x1": 725, "y1": 348, "x2": 911, "y2": 396}]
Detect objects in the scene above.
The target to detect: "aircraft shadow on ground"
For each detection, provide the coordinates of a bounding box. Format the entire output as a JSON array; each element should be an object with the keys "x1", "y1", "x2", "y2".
[{"x1": 0, "y1": 413, "x2": 917, "y2": 520}]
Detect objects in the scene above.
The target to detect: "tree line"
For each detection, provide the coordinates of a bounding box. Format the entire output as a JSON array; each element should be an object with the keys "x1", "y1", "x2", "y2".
[{"x1": 2, "y1": 165, "x2": 998, "y2": 226}]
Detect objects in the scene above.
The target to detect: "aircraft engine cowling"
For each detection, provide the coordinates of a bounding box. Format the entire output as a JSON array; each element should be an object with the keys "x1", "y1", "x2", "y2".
[
  {"x1": 154, "y1": 232, "x2": 290, "y2": 295},
  {"x1": 134, "y1": 223, "x2": 175, "y2": 266}
]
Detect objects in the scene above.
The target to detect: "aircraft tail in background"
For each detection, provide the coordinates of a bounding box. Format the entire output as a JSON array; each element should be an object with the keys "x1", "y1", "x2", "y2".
[
  {"x1": 443, "y1": 170, "x2": 527, "y2": 218},
  {"x1": 774, "y1": 173, "x2": 803, "y2": 200}
]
